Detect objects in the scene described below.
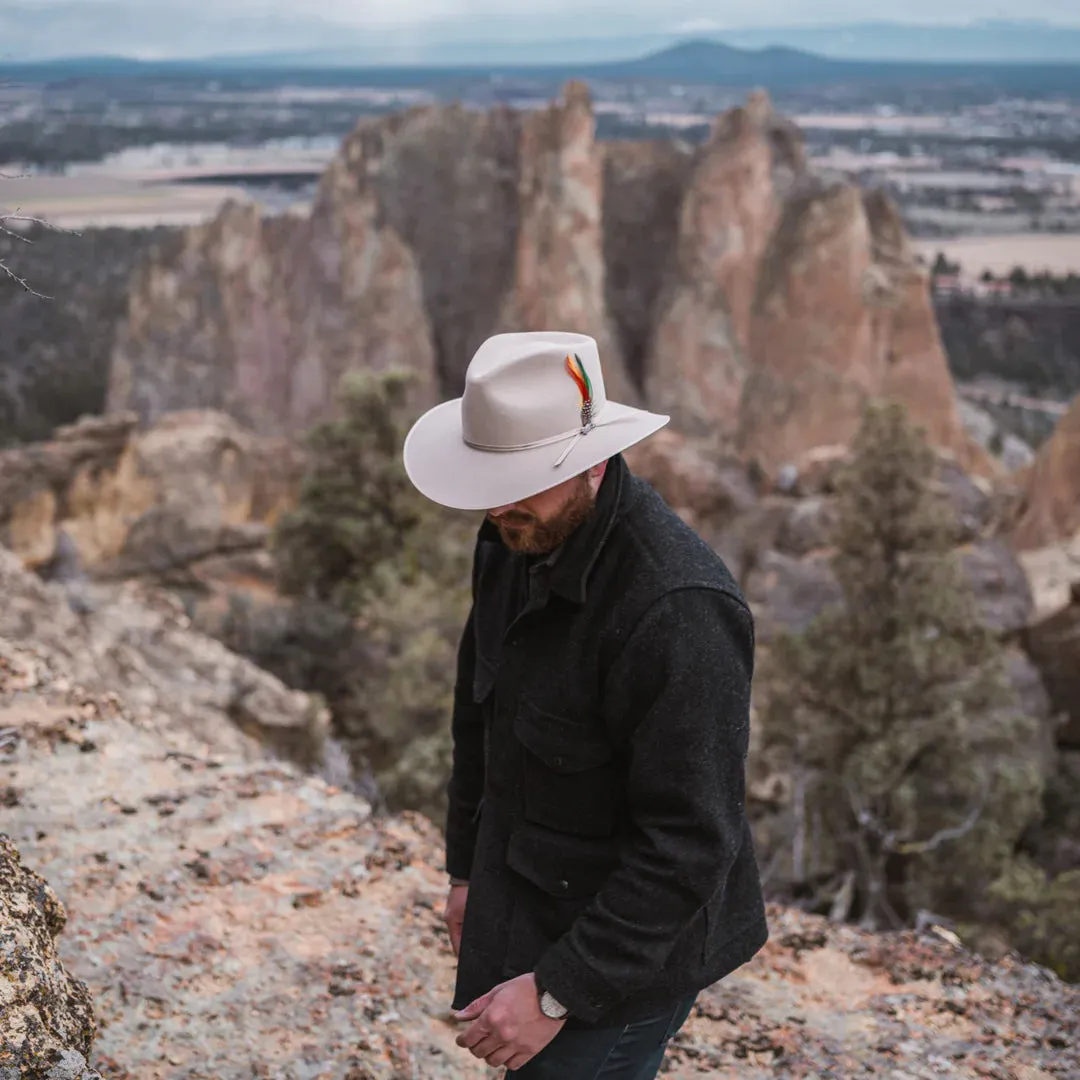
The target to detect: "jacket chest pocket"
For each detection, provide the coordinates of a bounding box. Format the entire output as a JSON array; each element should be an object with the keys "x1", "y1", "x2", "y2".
[{"x1": 514, "y1": 699, "x2": 618, "y2": 838}]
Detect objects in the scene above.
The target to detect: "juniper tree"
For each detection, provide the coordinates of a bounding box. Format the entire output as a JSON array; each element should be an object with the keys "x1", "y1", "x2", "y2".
[
  {"x1": 762, "y1": 400, "x2": 1040, "y2": 930},
  {"x1": 272, "y1": 368, "x2": 474, "y2": 819}
]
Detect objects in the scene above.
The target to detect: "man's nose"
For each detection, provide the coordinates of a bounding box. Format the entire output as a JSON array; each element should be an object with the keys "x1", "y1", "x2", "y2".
[{"x1": 489, "y1": 503, "x2": 517, "y2": 518}]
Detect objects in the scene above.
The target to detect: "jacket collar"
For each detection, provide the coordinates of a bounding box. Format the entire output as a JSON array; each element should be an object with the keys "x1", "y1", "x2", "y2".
[
  {"x1": 476, "y1": 455, "x2": 631, "y2": 606},
  {"x1": 543, "y1": 454, "x2": 629, "y2": 605}
]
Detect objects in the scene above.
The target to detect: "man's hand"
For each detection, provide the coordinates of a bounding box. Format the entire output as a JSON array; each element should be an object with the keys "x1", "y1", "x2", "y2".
[
  {"x1": 453, "y1": 973, "x2": 565, "y2": 1070},
  {"x1": 443, "y1": 882, "x2": 468, "y2": 957}
]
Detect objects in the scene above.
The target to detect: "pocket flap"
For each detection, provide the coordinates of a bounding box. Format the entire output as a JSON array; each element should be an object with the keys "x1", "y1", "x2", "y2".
[
  {"x1": 506, "y1": 825, "x2": 617, "y2": 899},
  {"x1": 514, "y1": 700, "x2": 612, "y2": 773}
]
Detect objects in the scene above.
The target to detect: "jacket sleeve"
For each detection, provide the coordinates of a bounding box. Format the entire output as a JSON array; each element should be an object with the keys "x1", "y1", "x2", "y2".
[
  {"x1": 444, "y1": 544, "x2": 485, "y2": 881},
  {"x1": 534, "y1": 586, "x2": 756, "y2": 1023}
]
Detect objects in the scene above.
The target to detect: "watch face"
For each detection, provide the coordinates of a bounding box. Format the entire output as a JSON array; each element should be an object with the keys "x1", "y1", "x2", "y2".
[{"x1": 541, "y1": 992, "x2": 567, "y2": 1019}]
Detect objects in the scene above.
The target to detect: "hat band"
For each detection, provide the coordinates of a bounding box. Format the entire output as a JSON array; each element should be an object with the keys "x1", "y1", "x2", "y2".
[{"x1": 463, "y1": 408, "x2": 639, "y2": 469}]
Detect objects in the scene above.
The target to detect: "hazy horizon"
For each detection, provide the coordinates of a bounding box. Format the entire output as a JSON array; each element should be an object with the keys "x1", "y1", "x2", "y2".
[{"x1": 3, "y1": 4, "x2": 1080, "y2": 64}]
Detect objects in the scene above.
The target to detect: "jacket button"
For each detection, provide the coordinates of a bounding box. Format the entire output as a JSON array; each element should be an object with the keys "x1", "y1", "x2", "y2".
[
  {"x1": 553, "y1": 756, "x2": 565, "y2": 768},
  {"x1": 557, "y1": 879, "x2": 569, "y2": 891}
]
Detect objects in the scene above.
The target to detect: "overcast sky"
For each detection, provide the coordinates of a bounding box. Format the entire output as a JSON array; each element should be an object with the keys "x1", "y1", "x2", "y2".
[
  {"x1": 18, "y1": 0, "x2": 1080, "y2": 32},
  {"x1": 4, "y1": 1, "x2": 1079, "y2": 61}
]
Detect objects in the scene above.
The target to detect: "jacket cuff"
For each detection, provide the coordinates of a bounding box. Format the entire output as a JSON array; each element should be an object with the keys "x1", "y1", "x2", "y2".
[{"x1": 534, "y1": 939, "x2": 620, "y2": 1025}]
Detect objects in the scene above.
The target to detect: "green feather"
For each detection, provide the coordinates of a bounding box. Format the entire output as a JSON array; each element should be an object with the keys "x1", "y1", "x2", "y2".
[{"x1": 574, "y1": 354, "x2": 593, "y2": 400}]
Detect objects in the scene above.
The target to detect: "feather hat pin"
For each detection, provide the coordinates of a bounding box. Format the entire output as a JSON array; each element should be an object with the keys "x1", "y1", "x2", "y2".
[{"x1": 565, "y1": 352, "x2": 594, "y2": 431}]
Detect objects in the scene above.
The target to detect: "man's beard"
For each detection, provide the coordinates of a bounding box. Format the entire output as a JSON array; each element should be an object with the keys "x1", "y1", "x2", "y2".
[{"x1": 491, "y1": 475, "x2": 597, "y2": 555}]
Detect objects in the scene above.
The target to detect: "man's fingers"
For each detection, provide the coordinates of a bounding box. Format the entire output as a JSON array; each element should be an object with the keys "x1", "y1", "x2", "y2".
[
  {"x1": 472, "y1": 1035, "x2": 504, "y2": 1061},
  {"x1": 506, "y1": 1052, "x2": 533, "y2": 1071},
  {"x1": 487, "y1": 1044, "x2": 519, "y2": 1068},
  {"x1": 453, "y1": 987, "x2": 496, "y2": 1021}
]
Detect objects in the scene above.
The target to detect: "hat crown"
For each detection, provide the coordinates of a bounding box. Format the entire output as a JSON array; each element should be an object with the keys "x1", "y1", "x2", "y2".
[{"x1": 461, "y1": 332, "x2": 607, "y2": 451}]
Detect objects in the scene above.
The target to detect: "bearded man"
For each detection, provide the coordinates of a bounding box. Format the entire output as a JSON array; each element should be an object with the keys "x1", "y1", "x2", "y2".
[{"x1": 403, "y1": 332, "x2": 767, "y2": 1078}]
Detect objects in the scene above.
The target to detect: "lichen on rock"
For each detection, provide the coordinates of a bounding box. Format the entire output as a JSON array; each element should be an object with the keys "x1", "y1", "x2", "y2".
[{"x1": 0, "y1": 835, "x2": 102, "y2": 1080}]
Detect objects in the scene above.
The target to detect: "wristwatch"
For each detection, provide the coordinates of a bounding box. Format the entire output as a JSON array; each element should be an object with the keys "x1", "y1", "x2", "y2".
[{"x1": 534, "y1": 974, "x2": 569, "y2": 1020}]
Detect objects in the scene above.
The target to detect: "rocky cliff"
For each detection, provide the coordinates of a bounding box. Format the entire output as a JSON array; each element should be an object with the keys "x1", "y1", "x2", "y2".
[
  {"x1": 2, "y1": 546, "x2": 1077, "y2": 1079},
  {"x1": 1010, "y1": 392, "x2": 1080, "y2": 552},
  {"x1": 738, "y1": 183, "x2": 983, "y2": 474},
  {"x1": 106, "y1": 86, "x2": 982, "y2": 474},
  {"x1": 108, "y1": 180, "x2": 437, "y2": 435},
  {"x1": 642, "y1": 92, "x2": 801, "y2": 436},
  {"x1": 0, "y1": 409, "x2": 302, "y2": 588}
]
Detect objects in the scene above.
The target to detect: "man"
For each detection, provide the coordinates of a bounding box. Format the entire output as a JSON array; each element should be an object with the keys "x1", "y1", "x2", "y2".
[{"x1": 403, "y1": 332, "x2": 767, "y2": 1078}]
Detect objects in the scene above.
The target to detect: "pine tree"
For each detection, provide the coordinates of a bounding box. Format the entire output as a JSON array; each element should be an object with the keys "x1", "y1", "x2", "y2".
[{"x1": 762, "y1": 400, "x2": 1040, "y2": 929}]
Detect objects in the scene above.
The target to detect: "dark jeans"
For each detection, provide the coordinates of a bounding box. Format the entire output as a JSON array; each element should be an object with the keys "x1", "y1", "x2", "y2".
[{"x1": 508, "y1": 996, "x2": 697, "y2": 1079}]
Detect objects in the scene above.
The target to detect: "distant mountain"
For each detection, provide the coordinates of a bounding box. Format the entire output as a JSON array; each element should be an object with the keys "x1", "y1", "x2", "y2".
[
  {"x1": 4, "y1": 37, "x2": 1080, "y2": 100},
  {"x1": 3, "y1": 4, "x2": 1080, "y2": 66},
  {"x1": 716, "y1": 20, "x2": 1080, "y2": 63}
]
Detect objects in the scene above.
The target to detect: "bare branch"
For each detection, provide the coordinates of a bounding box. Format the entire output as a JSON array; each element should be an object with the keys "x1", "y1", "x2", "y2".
[
  {"x1": 0, "y1": 222, "x2": 33, "y2": 243},
  {"x1": 894, "y1": 773, "x2": 990, "y2": 855},
  {"x1": 0, "y1": 257, "x2": 52, "y2": 299}
]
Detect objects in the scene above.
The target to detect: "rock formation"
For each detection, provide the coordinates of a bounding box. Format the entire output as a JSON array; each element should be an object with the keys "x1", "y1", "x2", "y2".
[
  {"x1": 0, "y1": 410, "x2": 302, "y2": 583},
  {"x1": 602, "y1": 138, "x2": 694, "y2": 390},
  {"x1": 1009, "y1": 392, "x2": 1080, "y2": 552},
  {"x1": 497, "y1": 81, "x2": 635, "y2": 403},
  {"x1": 108, "y1": 177, "x2": 437, "y2": 434},
  {"x1": 1, "y1": 551, "x2": 1077, "y2": 1078},
  {"x1": 102, "y1": 86, "x2": 984, "y2": 476},
  {"x1": 1024, "y1": 584, "x2": 1080, "y2": 747},
  {"x1": 642, "y1": 93, "x2": 801, "y2": 436},
  {"x1": 738, "y1": 182, "x2": 983, "y2": 475},
  {"x1": 108, "y1": 82, "x2": 637, "y2": 424},
  {"x1": 0, "y1": 835, "x2": 101, "y2": 1079},
  {"x1": 335, "y1": 100, "x2": 523, "y2": 394},
  {"x1": 0, "y1": 544, "x2": 328, "y2": 770}
]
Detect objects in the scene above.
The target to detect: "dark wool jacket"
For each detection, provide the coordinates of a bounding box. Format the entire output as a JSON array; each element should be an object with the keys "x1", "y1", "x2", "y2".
[{"x1": 445, "y1": 453, "x2": 767, "y2": 1028}]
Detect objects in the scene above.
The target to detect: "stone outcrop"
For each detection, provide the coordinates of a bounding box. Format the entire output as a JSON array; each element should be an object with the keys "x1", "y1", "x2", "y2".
[
  {"x1": 642, "y1": 93, "x2": 802, "y2": 436},
  {"x1": 3, "y1": 569, "x2": 1077, "y2": 1079},
  {"x1": 0, "y1": 835, "x2": 101, "y2": 1079},
  {"x1": 1009, "y1": 392, "x2": 1080, "y2": 552},
  {"x1": 108, "y1": 83, "x2": 637, "y2": 424},
  {"x1": 498, "y1": 81, "x2": 635, "y2": 403},
  {"x1": 336, "y1": 101, "x2": 523, "y2": 395},
  {"x1": 0, "y1": 545, "x2": 328, "y2": 770},
  {"x1": 738, "y1": 182, "x2": 983, "y2": 475},
  {"x1": 0, "y1": 410, "x2": 302, "y2": 582},
  {"x1": 602, "y1": 138, "x2": 694, "y2": 389},
  {"x1": 108, "y1": 175, "x2": 437, "y2": 435},
  {"x1": 102, "y1": 86, "x2": 984, "y2": 475},
  {"x1": 1024, "y1": 585, "x2": 1080, "y2": 747}
]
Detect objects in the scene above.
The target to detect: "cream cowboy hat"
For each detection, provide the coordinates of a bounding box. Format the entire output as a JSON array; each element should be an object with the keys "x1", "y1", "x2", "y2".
[{"x1": 403, "y1": 332, "x2": 669, "y2": 511}]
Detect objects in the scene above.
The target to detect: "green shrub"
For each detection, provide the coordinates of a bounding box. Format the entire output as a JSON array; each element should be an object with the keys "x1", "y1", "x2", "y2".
[{"x1": 761, "y1": 400, "x2": 1042, "y2": 929}]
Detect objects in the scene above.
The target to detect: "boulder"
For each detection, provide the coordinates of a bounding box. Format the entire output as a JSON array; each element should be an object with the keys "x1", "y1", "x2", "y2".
[
  {"x1": 624, "y1": 429, "x2": 757, "y2": 536},
  {"x1": 1017, "y1": 534, "x2": 1080, "y2": 621},
  {"x1": 0, "y1": 835, "x2": 101, "y2": 1079},
  {"x1": 744, "y1": 550, "x2": 843, "y2": 642},
  {"x1": 774, "y1": 497, "x2": 838, "y2": 557},
  {"x1": 959, "y1": 538, "x2": 1034, "y2": 637},
  {"x1": 1023, "y1": 585, "x2": 1080, "y2": 747}
]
